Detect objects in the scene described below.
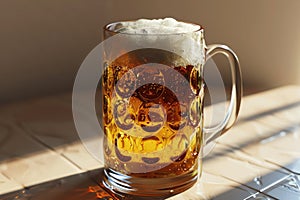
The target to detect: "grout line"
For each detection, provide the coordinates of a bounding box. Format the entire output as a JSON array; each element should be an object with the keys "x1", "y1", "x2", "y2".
[
  {"x1": 0, "y1": 172, "x2": 13, "y2": 181},
  {"x1": 60, "y1": 154, "x2": 85, "y2": 171},
  {"x1": 30, "y1": 133, "x2": 84, "y2": 171},
  {"x1": 0, "y1": 171, "x2": 25, "y2": 191},
  {"x1": 16, "y1": 122, "x2": 84, "y2": 172}
]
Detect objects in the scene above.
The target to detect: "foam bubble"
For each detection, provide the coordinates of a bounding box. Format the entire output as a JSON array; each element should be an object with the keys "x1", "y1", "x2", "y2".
[
  {"x1": 106, "y1": 18, "x2": 205, "y2": 66},
  {"x1": 114, "y1": 18, "x2": 201, "y2": 34}
]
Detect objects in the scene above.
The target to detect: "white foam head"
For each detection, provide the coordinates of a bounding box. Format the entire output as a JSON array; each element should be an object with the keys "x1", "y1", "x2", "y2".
[
  {"x1": 114, "y1": 18, "x2": 201, "y2": 34},
  {"x1": 106, "y1": 18, "x2": 205, "y2": 65}
]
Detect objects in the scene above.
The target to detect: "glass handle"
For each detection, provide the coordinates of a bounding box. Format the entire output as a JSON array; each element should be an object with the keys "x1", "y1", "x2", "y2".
[{"x1": 203, "y1": 44, "x2": 243, "y2": 145}]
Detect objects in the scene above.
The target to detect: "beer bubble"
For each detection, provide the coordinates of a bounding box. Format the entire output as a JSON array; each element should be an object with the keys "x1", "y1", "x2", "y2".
[
  {"x1": 160, "y1": 88, "x2": 177, "y2": 107},
  {"x1": 136, "y1": 66, "x2": 165, "y2": 101},
  {"x1": 167, "y1": 101, "x2": 188, "y2": 131},
  {"x1": 115, "y1": 68, "x2": 136, "y2": 98},
  {"x1": 171, "y1": 149, "x2": 187, "y2": 162},
  {"x1": 164, "y1": 66, "x2": 194, "y2": 100},
  {"x1": 113, "y1": 100, "x2": 134, "y2": 130},
  {"x1": 116, "y1": 18, "x2": 200, "y2": 35}
]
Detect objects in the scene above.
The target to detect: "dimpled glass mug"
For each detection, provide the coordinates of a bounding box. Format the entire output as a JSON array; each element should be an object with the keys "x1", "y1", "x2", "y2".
[{"x1": 101, "y1": 18, "x2": 242, "y2": 197}]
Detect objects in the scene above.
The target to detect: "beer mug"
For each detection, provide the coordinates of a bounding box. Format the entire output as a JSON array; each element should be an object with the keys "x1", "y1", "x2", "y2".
[{"x1": 101, "y1": 18, "x2": 242, "y2": 197}]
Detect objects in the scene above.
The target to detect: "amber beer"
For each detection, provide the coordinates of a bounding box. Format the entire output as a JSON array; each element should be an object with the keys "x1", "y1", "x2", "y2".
[
  {"x1": 102, "y1": 47, "x2": 204, "y2": 195},
  {"x1": 101, "y1": 18, "x2": 242, "y2": 197}
]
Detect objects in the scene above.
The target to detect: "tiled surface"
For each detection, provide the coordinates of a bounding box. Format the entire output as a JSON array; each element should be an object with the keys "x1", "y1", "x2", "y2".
[
  {"x1": 0, "y1": 170, "x2": 106, "y2": 200},
  {"x1": 0, "y1": 172, "x2": 23, "y2": 195},
  {"x1": 0, "y1": 86, "x2": 299, "y2": 199},
  {"x1": 169, "y1": 172, "x2": 273, "y2": 200},
  {"x1": 0, "y1": 124, "x2": 82, "y2": 188},
  {"x1": 0, "y1": 93, "x2": 103, "y2": 195}
]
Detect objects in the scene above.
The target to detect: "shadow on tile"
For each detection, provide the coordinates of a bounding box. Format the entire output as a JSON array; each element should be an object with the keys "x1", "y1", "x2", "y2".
[
  {"x1": 211, "y1": 161, "x2": 300, "y2": 200},
  {"x1": 0, "y1": 168, "x2": 174, "y2": 200}
]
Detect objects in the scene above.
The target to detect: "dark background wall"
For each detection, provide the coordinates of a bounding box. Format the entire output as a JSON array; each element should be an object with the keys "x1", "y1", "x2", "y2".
[{"x1": 1, "y1": 0, "x2": 300, "y2": 103}]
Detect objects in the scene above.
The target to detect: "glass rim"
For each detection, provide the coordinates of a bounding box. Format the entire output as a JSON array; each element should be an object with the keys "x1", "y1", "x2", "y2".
[{"x1": 104, "y1": 20, "x2": 204, "y2": 36}]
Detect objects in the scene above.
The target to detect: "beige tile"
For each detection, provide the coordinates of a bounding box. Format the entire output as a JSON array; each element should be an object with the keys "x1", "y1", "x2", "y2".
[
  {"x1": 239, "y1": 85, "x2": 300, "y2": 120},
  {"x1": 9, "y1": 92, "x2": 104, "y2": 171},
  {"x1": 0, "y1": 172, "x2": 23, "y2": 195},
  {"x1": 275, "y1": 101, "x2": 300, "y2": 119},
  {"x1": 217, "y1": 120, "x2": 278, "y2": 149},
  {"x1": 216, "y1": 88, "x2": 300, "y2": 149},
  {"x1": 1, "y1": 150, "x2": 82, "y2": 187},
  {"x1": 168, "y1": 172, "x2": 257, "y2": 200},
  {"x1": 245, "y1": 101, "x2": 300, "y2": 132},
  {"x1": 54, "y1": 141, "x2": 103, "y2": 171},
  {"x1": 0, "y1": 90, "x2": 102, "y2": 187},
  {"x1": 0, "y1": 96, "x2": 79, "y2": 160},
  {"x1": 19, "y1": 113, "x2": 103, "y2": 171},
  {"x1": 240, "y1": 126, "x2": 300, "y2": 172},
  {"x1": 22, "y1": 120, "x2": 78, "y2": 146},
  {"x1": 215, "y1": 85, "x2": 300, "y2": 173},
  {"x1": 205, "y1": 143, "x2": 283, "y2": 171},
  {"x1": 205, "y1": 86, "x2": 300, "y2": 126},
  {"x1": 170, "y1": 142, "x2": 284, "y2": 199},
  {"x1": 203, "y1": 145, "x2": 287, "y2": 189},
  {"x1": 0, "y1": 85, "x2": 299, "y2": 198},
  {"x1": 204, "y1": 86, "x2": 300, "y2": 149},
  {"x1": 0, "y1": 123, "x2": 41, "y2": 161},
  {"x1": 0, "y1": 125, "x2": 82, "y2": 187}
]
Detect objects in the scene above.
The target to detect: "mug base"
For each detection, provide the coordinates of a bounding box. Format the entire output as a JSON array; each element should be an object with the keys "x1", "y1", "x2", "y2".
[{"x1": 102, "y1": 168, "x2": 198, "y2": 198}]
